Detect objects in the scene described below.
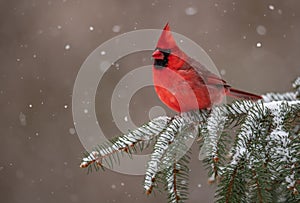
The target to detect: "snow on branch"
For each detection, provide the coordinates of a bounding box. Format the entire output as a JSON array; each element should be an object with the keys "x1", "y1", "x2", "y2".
[
  {"x1": 144, "y1": 115, "x2": 193, "y2": 194},
  {"x1": 80, "y1": 116, "x2": 171, "y2": 171},
  {"x1": 80, "y1": 77, "x2": 300, "y2": 203},
  {"x1": 262, "y1": 92, "x2": 296, "y2": 102},
  {"x1": 163, "y1": 152, "x2": 191, "y2": 203}
]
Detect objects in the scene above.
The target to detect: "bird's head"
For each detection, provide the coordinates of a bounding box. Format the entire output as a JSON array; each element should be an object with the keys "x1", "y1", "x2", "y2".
[{"x1": 152, "y1": 23, "x2": 186, "y2": 70}]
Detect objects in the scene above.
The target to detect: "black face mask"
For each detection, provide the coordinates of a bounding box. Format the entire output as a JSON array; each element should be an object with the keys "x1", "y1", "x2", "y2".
[{"x1": 153, "y1": 48, "x2": 171, "y2": 69}]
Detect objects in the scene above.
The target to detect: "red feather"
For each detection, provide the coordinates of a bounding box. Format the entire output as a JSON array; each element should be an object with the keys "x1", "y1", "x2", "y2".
[
  {"x1": 152, "y1": 23, "x2": 262, "y2": 112},
  {"x1": 156, "y1": 23, "x2": 177, "y2": 49}
]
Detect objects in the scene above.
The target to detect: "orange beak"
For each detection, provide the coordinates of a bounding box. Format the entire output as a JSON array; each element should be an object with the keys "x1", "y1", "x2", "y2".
[{"x1": 152, "y1": 49, "x2": 164, "y2": 60}]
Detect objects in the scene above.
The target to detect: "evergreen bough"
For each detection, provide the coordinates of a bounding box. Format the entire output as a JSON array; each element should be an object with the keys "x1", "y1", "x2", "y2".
[{"x1": 80, "y1": 77, "x2": 300, "y2": 203}]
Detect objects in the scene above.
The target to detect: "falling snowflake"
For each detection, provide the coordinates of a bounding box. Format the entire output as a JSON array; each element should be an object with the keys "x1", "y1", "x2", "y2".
[
  {"x1": 268, "y1": 5, "x2": 275, "y2": 10},
  {"x1": 220, "y1": 69, "x2": 226, "y2": 76},
  {"x1": 256, "y1": 42, "x2": 262, "y2": 48},
  {"x1": 185, "y1": 7, "x2": 197, "y2": 16},
  {"x1": 65, "y1": 44, "x2": 71, "y2": 50},
  {"x1": 19, "y1": 112, "x2": 27, "y2": 126},
  {"x1": 256, "y1": 25, "x2": 267, "y2": 35},
  {"x1": 112, "y1": 25, "x2": 121, "y2": 33},
  {"x1": 69, "y1": 128, "x2": 76, "y2": 135}
]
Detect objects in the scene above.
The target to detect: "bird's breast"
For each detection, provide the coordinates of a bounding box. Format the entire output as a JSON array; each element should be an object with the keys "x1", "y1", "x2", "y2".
[{"x1": 152, "y1": 67, "x2": 205, "y2": 112}]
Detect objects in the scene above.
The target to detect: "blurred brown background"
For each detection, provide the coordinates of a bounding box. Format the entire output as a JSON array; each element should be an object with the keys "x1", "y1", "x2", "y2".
[{"x1": 1, "y1": 0, "x2": 300, "y2": 202}]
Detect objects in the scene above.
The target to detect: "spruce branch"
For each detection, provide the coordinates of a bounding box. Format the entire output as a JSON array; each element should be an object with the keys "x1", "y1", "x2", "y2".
[
  {"x1": 262, "y1": 92, "x2": 296, "y2": 102},
  {"x1": 144, "y1": 115, "x2": 196, "y2": 194},
  {"x1": 163, "y1": 152, "x2": 191, "y2": 203},
  {"x1": 80, "y1": 77, "x2": 300, "y2": 203},
  {"x1": 216, "y1": 102, "x2": 271, "y2": 203},
  {"x1": 80, "y1": 116, "x2": 171, "y2": 172},
  {"x1": 293, "y1": 77, "x2": 300, "y2": 99}
]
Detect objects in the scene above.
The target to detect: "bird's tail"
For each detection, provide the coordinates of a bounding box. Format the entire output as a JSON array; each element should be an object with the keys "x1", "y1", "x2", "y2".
[{"x1": 226, "y1": 88, "x2": 262, "y2": 100}]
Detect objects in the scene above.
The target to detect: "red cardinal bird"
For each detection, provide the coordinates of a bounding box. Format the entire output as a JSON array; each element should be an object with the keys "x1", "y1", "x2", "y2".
[{"x1": 152, "y1": 23, "x2": 262, "y2": 112}]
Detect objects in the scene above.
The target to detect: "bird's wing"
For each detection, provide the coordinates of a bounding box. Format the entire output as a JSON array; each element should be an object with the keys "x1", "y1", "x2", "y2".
[{"x1": 180, "y1": 57, "x2": 230, "y2": 88}]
